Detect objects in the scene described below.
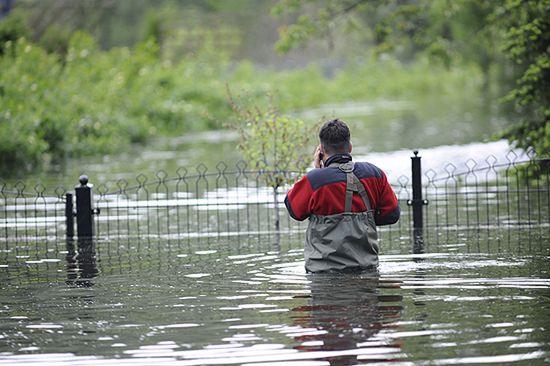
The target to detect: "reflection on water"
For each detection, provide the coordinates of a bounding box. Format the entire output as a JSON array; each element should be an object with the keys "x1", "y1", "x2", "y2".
[
  {"x1": 65, "y1": 238, "x2": 99, "y2": 287},
  {"x1": 0, "y1": 233, "x2": 549, "y2": 365},
  {"x1": 293, "y1": 271, "x2": 405, "y2": 365}
]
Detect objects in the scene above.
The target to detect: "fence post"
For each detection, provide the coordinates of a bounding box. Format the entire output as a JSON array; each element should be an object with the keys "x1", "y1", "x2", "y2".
[
  {"x1": 75, "y1": 175, "x2": 94, "y2": 239},
  {"x1": 65, "y1": 193, "x2": 74, "y2": 239},
  {"x1": 408, "y1": 150, "x2": 428, "y2": 252},
  {"x1": 411, "y1": 150, "x2": 423, "y2": 230}
]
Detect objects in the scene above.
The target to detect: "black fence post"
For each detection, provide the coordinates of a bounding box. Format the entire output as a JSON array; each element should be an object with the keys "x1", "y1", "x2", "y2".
[
  {"x1": 75, "y1": 175, "x2": 94, "y2": 239},
  {"x1": 65, "y1": 193, "x2": 74, "y2": 239},
  {"x1": 411, "y1": 151, "x2": 423, "y2": 230},
  {"x1": 408, "y1": 150, "x2": 428, "y2": 253}
]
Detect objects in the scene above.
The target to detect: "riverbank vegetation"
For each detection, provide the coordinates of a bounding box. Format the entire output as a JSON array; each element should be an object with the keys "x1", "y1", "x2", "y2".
[
  {"x1": 1, "y1": 0, "x2": 545, "y2": 176},
  {"x1": 0, "y1": 8, "x2": 488, "y2": 175}
]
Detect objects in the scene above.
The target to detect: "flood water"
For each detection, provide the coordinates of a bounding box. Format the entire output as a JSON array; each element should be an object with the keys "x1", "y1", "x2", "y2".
[
  {"x1": 1, "y1": 233, "x2": 549, "y2": 365},
  {"x1": 6, "y1": 96, "x2": 511, "y2": 189},
  {"x1": 2, "y1": 96, "x2": 547, "y2": 364}
]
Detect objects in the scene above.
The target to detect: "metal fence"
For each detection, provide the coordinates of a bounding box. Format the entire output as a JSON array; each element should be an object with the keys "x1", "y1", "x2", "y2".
[
  {"x1": 421, "y1": 151, "x2": 549, "y2": 246},
  {"x1": 0, "y1": 183, "x2": 68, "y2": 243},
  {"x1": 1, "y1": 151, "x2": 549, "y2": 249}
]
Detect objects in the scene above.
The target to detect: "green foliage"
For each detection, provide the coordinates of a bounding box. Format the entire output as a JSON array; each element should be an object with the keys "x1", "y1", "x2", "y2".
[
  {"x1": 1, "y1": 5, "x2": 493, "y2": 177},
  {"x1": 229, "y1": 54, "x2": 483, "y2": 111},
  {"x1": 272, "y1": 0, "x2": 550, "y2": 157},
  {"x1": 496, "y1": 0, "x2": 549, "y2": 157},
  {"x1": 0, "y1": 24, "x2": 486, "y2": 175},
  {"x1": 0, "y1": 31, "x2": 234, "y2": 175},
  {"x1": 143, "y1": 8, "x2": 165, "y2": 46},
  {"x1": 272, "y1": 0, "x2": 436, "y2": 59},
  {"x1": 38, "y1": 24, "x2": 72, "y2": 55},
  {"x1": 0, "y1": 38, "x2": 61, "y2": 170},
  {"x1": 0, "y1": 9, "x2": 30, "y2": 54},
  {"x1": 275, "y1": 14, "x2": 317, "y2": 54},
  {"x1": 226, "y1": 89, "x2": 318, "y2": 189}
]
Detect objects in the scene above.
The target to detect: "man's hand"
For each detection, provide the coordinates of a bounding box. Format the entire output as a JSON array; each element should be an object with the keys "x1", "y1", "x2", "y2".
[{"x1": 314, "y1": 145, "x2": 323, "y2": 169}]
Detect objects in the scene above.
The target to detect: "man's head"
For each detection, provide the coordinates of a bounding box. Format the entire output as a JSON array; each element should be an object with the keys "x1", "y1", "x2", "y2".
[{"x1": 319, "y1": 119, "x2": 352, "y2": 156}]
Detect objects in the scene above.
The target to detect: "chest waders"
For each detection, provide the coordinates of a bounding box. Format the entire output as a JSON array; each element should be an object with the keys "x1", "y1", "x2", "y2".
[{"x1": 305, "y1": 161, "x2": 379, "y2": 273}]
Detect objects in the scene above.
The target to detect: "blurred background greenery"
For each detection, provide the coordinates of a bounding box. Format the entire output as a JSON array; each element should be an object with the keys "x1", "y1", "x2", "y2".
[{"x1": 0, "y1": 0, "x2": 547, "y2": 177}]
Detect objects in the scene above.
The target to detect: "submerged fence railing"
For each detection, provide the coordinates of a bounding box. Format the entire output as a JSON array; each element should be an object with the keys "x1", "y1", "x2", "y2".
[{"x1": 1, "y1": 151, "x2": 549, "y2": 248}]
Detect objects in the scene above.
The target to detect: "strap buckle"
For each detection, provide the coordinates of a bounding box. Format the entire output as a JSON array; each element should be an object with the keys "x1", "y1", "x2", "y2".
[{"x1": 338, "y1": 162, "x2": 354, "y2": 173}]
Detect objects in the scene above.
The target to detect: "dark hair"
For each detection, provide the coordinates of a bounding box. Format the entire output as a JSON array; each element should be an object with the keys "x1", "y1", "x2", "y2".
[{"x1": 319, "y1": 119, "x2": 351, "y2": 154}]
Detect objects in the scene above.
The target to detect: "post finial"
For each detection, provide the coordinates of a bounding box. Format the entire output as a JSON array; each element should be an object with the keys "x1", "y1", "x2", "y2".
[
  {"x1": 413, "y1": 150, "x2": 419, "y2": 157},
  {"x1": 79, "y1": 175, "x2": 89, "y2": 186}
]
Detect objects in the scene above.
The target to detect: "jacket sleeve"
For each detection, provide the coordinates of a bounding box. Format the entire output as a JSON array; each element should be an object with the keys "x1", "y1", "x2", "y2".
[
  {"x1": 284, "y1": 175, "x2": 313, "y2": 221},
  {"x1": 375, "y1": 170, "x2": 400, "y2": 226}
]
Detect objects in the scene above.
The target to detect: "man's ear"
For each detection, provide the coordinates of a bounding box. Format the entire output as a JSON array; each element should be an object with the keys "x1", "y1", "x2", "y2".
[
  {"x1": 349, "y1": 142, "x2": 353, "y2": 154},
  {"x1": 320, "y1": 144, "x2": 326, "y2": 155}
]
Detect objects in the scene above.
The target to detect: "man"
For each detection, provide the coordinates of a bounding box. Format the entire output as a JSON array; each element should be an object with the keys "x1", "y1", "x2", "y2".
[{"x1": 285, "y1": 119, "x2": 400, "y2": 272}]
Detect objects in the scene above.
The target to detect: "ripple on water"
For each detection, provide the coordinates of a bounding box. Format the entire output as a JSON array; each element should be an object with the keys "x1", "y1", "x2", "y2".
[{"x1": 0, "y1": 237, "x2": 549, "y2": 365}]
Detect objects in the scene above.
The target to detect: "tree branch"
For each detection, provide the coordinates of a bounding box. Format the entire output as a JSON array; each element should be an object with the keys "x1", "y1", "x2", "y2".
[{"x1": 336, "y1": 0, "x2": 369, "y2": 17}]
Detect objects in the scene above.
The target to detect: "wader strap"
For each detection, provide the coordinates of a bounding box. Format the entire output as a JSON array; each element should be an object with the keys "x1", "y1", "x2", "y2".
[{"x1": 338, "y1": 162, "x2": 372, "y2": 213}]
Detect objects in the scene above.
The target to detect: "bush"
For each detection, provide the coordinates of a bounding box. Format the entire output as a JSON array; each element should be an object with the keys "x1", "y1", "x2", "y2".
[
  {"x1": 0, "y1": 9, "x2": 29, "y2": 54},
  {"x1": 0, "y1": 24, "x2": 488, "y2": 176},
  {"x1": 0, "y1": 33, "x2": 235, "y2": 175}
]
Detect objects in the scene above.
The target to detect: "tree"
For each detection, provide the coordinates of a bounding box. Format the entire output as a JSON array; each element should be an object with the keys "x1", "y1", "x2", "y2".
[
  {"x1": 272, "y1": 0, "x2": 549, "y2": 157},
  {"x1": 495, "y1": 0, "x2": 549, "y2": 157},
  {"x1": 227, "y1": 87, "x2": 318, "y2": 238}
]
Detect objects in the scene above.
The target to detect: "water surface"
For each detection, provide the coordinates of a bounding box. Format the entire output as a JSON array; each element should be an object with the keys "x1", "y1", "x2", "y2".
[
  {"x1": 1, "y1": 233, "x2": 549, "y2": 365},
  {"x1": 5, "y1": 95, "x2": 511, "y2": 189}
]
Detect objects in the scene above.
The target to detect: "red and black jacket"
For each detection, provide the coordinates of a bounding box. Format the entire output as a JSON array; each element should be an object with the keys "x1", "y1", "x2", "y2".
[{"x1": 285, "y1": 154, "x2": 400, "y2": 225}]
